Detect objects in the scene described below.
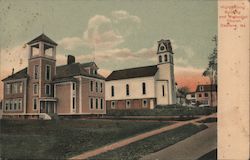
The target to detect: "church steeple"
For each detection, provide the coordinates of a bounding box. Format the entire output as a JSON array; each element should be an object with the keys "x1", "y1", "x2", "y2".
[{"x1": 157, "y1": 39, "x2": 174, "y2": 65}]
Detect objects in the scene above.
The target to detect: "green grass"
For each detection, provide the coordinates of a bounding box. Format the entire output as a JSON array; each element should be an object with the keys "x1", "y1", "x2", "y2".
[
  {"x1": 0, "y1": 119, "x2": 171, "y2": 159},
  {"x1": 107, "y1": 105, "x2": 217, "y2": 117},
  {"x1": 91, "y1": 124, "x2": 208, "y2": 160}
]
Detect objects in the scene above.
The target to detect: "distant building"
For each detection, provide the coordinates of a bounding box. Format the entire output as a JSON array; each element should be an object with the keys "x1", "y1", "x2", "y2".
[
  {"x1": 1, "y1": 34, "x2": 106, "y2": 119},
  {"x1": 186, "y1": 84, "x2": 217, "y2": 107},
  {"x1": 105, "y1": 39, "x2": 176, "y2": 110}
]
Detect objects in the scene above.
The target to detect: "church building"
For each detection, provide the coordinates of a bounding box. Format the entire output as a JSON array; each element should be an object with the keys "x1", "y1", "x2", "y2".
[
  {"x1": 105, "y1": 39, "x2": 176, "y2": 110},
  {"x1": 1, "y1": 34, "x2": 106, "y2": 119}
]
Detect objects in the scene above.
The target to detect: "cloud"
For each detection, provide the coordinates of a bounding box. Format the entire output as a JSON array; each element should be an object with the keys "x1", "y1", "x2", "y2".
[
  {"x1": 59, "y1": 11, "x2": 141, "y2": 51},
  {"x1": 58, "y1": 37, "x2": 84, "y2": 50},
  {"x1": 111, "y1": 10, "x2": 141, "y2": 24}
]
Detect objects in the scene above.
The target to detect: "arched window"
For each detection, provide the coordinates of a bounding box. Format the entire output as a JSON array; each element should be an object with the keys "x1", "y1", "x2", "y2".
[
  {"x1": 159, "y1": 55, "x2": 162, "y2": 63},
  {"x1": 164, "y1": 54, "x2": 168, "y2": 62}
]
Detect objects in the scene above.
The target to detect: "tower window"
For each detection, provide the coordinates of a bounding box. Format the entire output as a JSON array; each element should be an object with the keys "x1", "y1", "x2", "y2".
[
  {"x1": 159, "y1": 55, "x2": 162, "y2": 63},
  {"x1": 164, "y1": 54, "x2": 168, "y2": 62},
  {"x1": 142, "y1": 82, "x2": 146, "y2": 95},
  {"x1": 111, "y1": 86, "x2": 114, "y2": 97},
  {"x1": 45, "y1": 65, "x2": 51, "y2": 81},
  {"x1": 126, "y1": 84, "x2": 129, "y2": 96}
]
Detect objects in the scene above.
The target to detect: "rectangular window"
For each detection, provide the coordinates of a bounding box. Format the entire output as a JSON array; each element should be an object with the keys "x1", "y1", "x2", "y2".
[
  {"x1": 111, "y1": 101, "x2": 116, "y2": 109},
  {"x1": 34, "y1": 65, "x2": 39, "y2": 79},
  {"x1": 72, "y1": 97, "x2": 75, "y2": 109},
  {"x1": 6, "y1": 84, "x2": 11, "y2": 94},
  {"x1": 96, "y1": 82, "x2": 98, "y2": 92},
  {"x1": 45, "y1": 65, "x2": 51, "y2": 81},
  {"x1": 142, "y1": 82, "x2": 146, "y2": 95},
  {"x1": 90, "y1": 98, "x2": 93, "y2": 109},
  {"x1": 162, "y1": 85, "x2": 165, "y2": 96},
  {"x1": 9, "y1": 100, "x2": 12, "y2": 110},
  {"x1": 19, "y1": 82, "x2": 23, "y2": 93},
  {"x1": 33, "y1": 98, "x2": 37, "y2": 110},
  {"x1": 33, "y1": 84, "x2": 38, "y2": 95},
  {"x1": 45, "y1": 84, "x2": 51, "y2": 96},
  {"x1": 90, "y1": 81, "x2": 93, "y2": 92},
  {"x1": 12, "y1": 83, "x2": 18, "y2": 94},
  {"x1": 18, "y1": 99, "x2": 22, "y2": 110},
  {"x1": 204, "y1": 92, "x2": 209, "y2": 97},
  {"x1": 126, "y1": 100, "x2": 131, "y2": 108},
  {"x1": 142, "y1": 99, "x2": 148, "y2": 108},
  {"x1": 13, "y1": 100, "x2": 17, "y2": 110},
  {"x1": 96, "y1": 98, "x2": 98, "y2": 109},
  {"x1": 111, "y1": 86, "x2": 114, "y2": 97},
  {"x1": 73, "y1": 82, "x2": 76, "y2": 90},
  {"x1": 100, "y1": 82, "x2": 103, "y2": 93},
  {"x1": 100, "y1": 98, "x2": 103, "y2": 109},
  {"x1": 5, "y1": 100, "x2": 9, "y2": 111},
  {"x1": 126, "y1": 84, "x2": 129, "y2": 96}
]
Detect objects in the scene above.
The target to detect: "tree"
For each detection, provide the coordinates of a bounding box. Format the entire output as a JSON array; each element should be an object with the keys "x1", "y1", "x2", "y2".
[
  {"x1": 177, "y1": 86, "x2": 190, "y2": 105},
  {"x1": 203, "y1": 35, "x2": 217, "y2": 107}
]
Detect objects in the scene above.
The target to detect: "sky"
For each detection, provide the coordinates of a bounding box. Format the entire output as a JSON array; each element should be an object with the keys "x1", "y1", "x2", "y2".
[{"x1": 0, "y1": 0, "x2": 217, "y2": 98}]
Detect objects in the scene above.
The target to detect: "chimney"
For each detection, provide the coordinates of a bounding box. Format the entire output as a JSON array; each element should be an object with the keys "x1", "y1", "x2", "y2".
[
  {"x1": 12, "y1": 68, "x2": 14, "y2": 75},
  {"x1": 67, "y1": 55, "x2": 75, "y2": 65}
]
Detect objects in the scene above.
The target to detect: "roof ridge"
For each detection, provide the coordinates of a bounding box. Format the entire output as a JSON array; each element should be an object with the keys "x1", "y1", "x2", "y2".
[{"x1": 112, "y1": 65, "x2": 157, "y2": 72}]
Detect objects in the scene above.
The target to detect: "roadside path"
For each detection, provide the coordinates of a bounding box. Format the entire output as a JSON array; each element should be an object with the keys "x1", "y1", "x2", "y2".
[
  {"x1": 69, "y1": 113, "x2": 217, "y2": 160},
  {"x1": 141, "y1": 122, "x2": 217, "y2": 160}
]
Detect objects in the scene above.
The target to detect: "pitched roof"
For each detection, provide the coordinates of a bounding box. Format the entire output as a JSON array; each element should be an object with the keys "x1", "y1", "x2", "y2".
[
  {"x1": 80, "y1": 62, "x2": 98, "y2": 68},
  {"x1": 55, "y1": 62, "x2": 105, "y2": 80},
  {"x1": 196, "y1": 84, "x2": 217, "y2": 92},
  {"x1": 2, "y1": 68, "x2": 28, "y2": 81},
  {"x1": 27, "y1": 33, "x2": 57, "y2": 46},
  {"x1": 2, "y1": 62, "x2": 105, "y2": 82},
  {"x1": 106, "y1": 65, "x2": 158, "y2": 81}
]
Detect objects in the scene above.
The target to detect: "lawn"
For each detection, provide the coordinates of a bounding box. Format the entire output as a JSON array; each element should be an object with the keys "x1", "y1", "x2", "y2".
[
  {"x1": 0, "y1": 119, "x2": 171, "y2": 159},
  {"x1": 91, "y1": 123, "x2": 208, "y2": 160}
]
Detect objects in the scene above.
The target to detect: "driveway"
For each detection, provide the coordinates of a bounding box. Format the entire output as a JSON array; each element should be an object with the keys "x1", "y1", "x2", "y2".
[{"x1": 141, "y1": 122, "x2": 217, "y2": 160}]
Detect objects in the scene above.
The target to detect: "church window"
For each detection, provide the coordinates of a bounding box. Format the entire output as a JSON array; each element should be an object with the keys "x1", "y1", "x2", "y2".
[
  {"x1": 162, "y1": 85, "x2": 165, "y2": 96},
  {"x1": 142, "y1": 82, "x2": 146, "y2": 95},
  {"x1": 126, "y1": 84, "x2": 129, "y2": 96},
  {"x1": 111, "y1": 86, "x2": 114, "y2": 97}
]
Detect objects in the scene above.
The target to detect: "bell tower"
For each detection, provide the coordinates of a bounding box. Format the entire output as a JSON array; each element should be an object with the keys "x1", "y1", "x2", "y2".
[
  {"x1": 26, "y1": 33, "x2": 57, "y2": 113},
  {"x1": 156, "y1": 39, "x2": 176, "y2": 105}
]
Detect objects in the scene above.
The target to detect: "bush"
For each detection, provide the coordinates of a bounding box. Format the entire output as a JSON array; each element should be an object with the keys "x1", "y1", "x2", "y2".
[{"x1": 107, "y1": 105, "x2": 217, "y2": 117}]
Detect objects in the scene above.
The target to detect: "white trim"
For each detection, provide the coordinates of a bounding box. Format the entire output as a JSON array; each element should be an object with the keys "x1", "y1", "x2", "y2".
[
  {"x1": 3, "y1": 78, "x2": 27, "y2": 83},
  {"x1": 74, "y1": 75, "x2": 105, "y2": 82}
]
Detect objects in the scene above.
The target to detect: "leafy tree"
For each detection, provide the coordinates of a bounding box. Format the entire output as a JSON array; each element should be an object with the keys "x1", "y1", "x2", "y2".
[
  {"x1": 177, "y1": 86, "x2": 190, "y2": 105},
  {"x1": 203, "y1": 35, "x2": 217, "y2": 107}
]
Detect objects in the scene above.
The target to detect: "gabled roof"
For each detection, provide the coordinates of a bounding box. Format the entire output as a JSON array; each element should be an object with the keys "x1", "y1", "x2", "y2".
[
  {"x1": 27, "y1": 33, "x2": 57, "y2": 46},
  {"x1": 196, "y1": 84, "x2": 217, "y2": 92},
  {"x1": 157, "y1": 39, "x2": 173, "y2": 54},
  {"x1": 80, "y1": 61, "x2": 98, "y2": 68},
  {"x1": 55, "y1": 62, "x2": 105, "y2": 81},
  {"x1": 2, "y1": 68, "x2": 28, "y2": 81},
  {"x1": 106, "y1": 65, "x2": 158, "y2": 81}
]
